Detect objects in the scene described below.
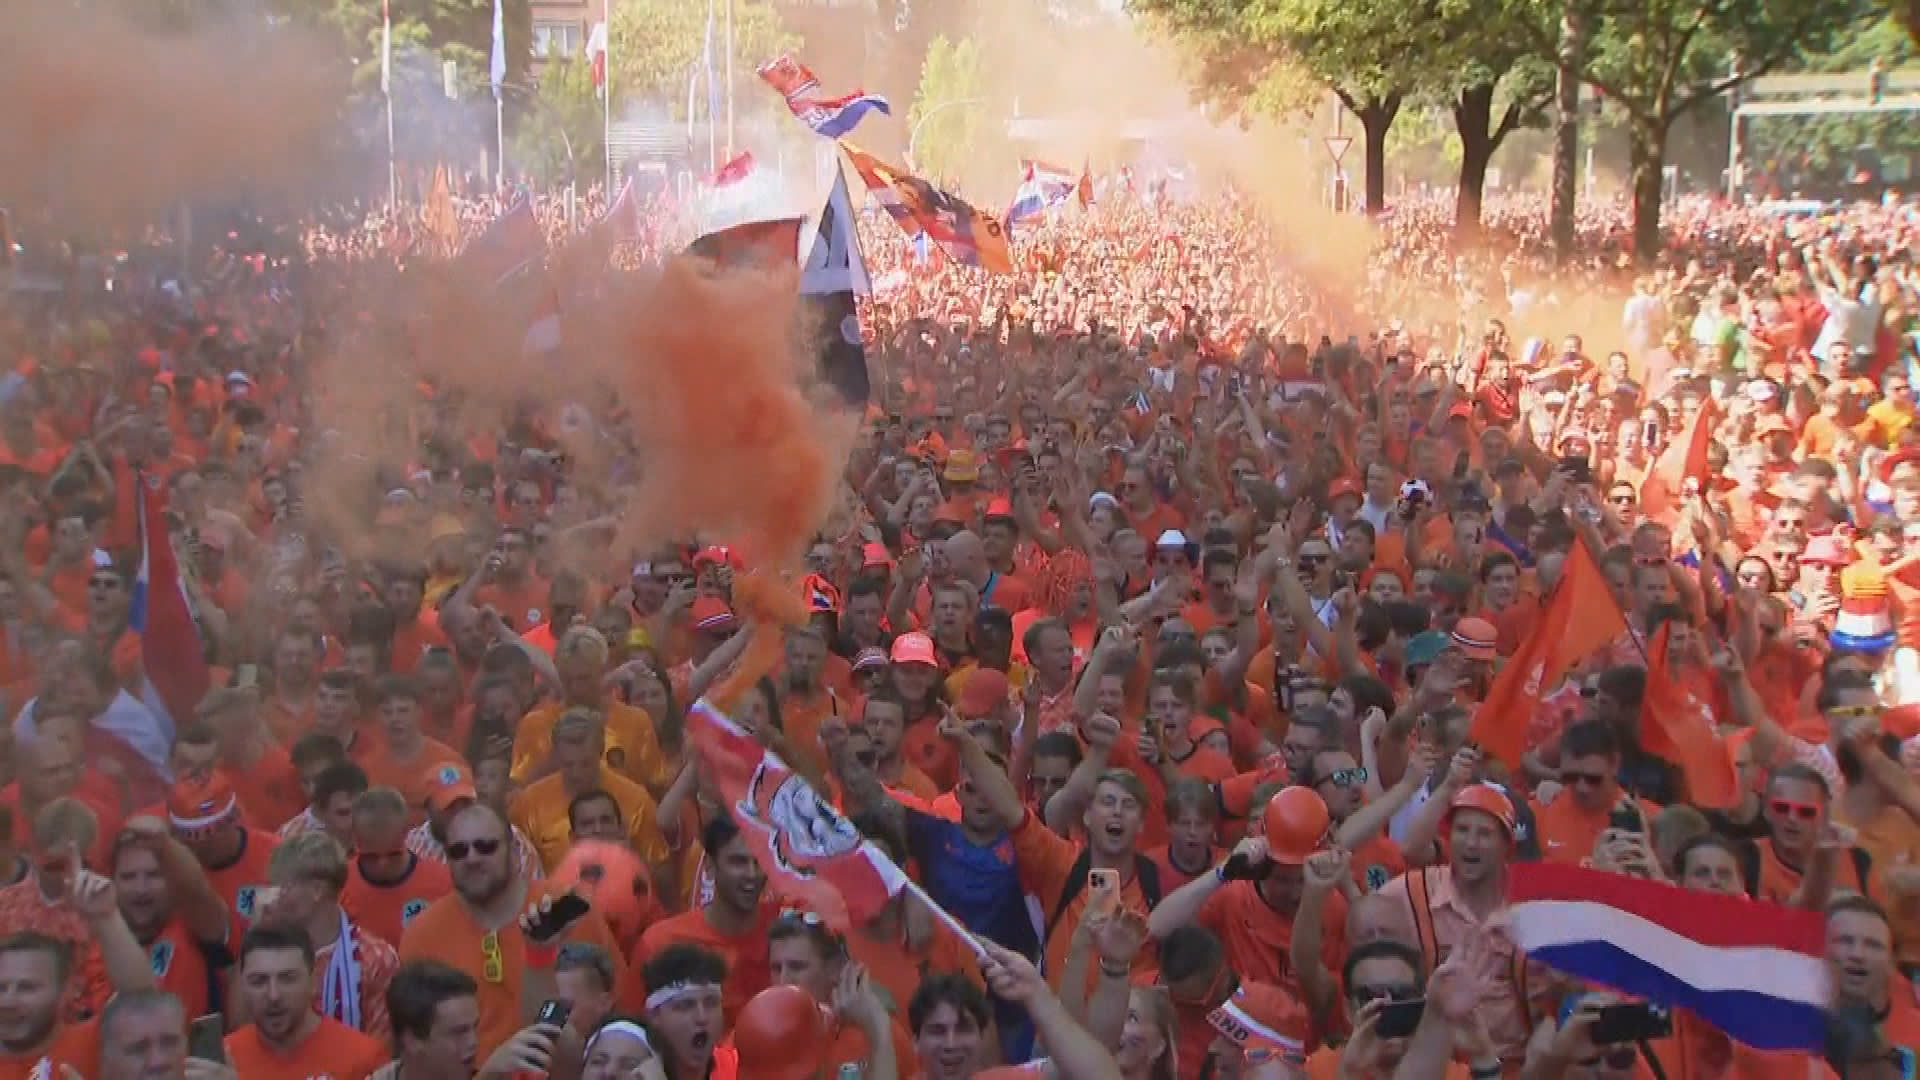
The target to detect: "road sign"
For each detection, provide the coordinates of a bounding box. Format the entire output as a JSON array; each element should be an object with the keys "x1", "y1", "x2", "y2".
[{"x1": 1324, "y1": 135, "x2": 1353, "y2": 164}]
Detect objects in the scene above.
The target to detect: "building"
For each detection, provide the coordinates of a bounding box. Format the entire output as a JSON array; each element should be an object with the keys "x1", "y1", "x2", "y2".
[{"x1": 530, "y1": 0, "x2": 603, "y2": 70}]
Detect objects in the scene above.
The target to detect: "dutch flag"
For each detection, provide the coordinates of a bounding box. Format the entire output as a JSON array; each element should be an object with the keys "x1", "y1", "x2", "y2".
[
  {"x1": 131, "y1": 474, "x2": 211, "y2": 773},
  {"x1": 1506, "y1": 862, "x2": 1829, "y2": 1052}
]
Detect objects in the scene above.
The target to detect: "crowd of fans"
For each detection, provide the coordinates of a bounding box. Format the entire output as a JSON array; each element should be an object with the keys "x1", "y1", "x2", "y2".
[{"x1": 2, "y1": 170, "x2": 1920, "y2": 1080}]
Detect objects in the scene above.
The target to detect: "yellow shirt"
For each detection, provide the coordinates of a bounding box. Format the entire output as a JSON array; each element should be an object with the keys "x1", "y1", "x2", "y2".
[
  {"x1": 509, "y1": 767, "x2": 672, "y2": 872},
  {"x1": 510, "y1": 700, "x2": 668, "y2": 791},
  {"x1": 1869, "y1": 400, "x2": 1914, "y2": 447}
]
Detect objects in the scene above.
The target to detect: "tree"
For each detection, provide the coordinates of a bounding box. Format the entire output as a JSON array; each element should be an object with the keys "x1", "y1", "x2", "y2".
[
  {"x1": 1743, "y1": 14, "x2": 1918, "y2": 191},
  {"x1": 1425, "y1": 0, "x2": 1556, "y2": 233},
  {"x1": 507, "y1": 57, "x2": 604, "y2": 184},
  {"x1": 606, "y1": 0, "x2": 797, "y2": 114},
  {"x1": 1571, "y1": 0, "x2": 1871, "y2": 261},
  {"x1": 906, "y1": 35, "x2": 990, "y2": 184}
]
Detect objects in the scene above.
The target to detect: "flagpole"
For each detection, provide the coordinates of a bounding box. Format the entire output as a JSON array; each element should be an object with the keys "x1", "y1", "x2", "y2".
[
  {"x1": 603, "y1": 0, "x2": 613, "y2": 193},
  {"x1": 380, "y1": 0, "x2": 399, "y2": 209},
  {"x1": 724, "y1": 0, "x2": 735, "y2": 158},
  {"x1": 704, "y1": 0, "x2": 717, "y2": 172}
]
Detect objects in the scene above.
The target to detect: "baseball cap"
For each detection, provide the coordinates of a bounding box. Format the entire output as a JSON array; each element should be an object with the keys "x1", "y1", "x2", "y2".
[
  {"x1": 1404, "y1": 630, "x2": 1453, "y2": 668},
  {"x1": 955, "y1": 669, "x2": 1011, "y2": 718},
  {"x1": 690, "y1": 597, "x2": 737, "y2": 632},
  {"x1": 890, "y1": 632, "x2": 938, "y2": 668}
]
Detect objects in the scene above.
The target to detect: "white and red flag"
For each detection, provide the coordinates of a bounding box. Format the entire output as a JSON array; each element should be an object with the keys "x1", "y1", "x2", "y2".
[{"x1": 688, "y1": 699, "x2": 908, "y2": 930}]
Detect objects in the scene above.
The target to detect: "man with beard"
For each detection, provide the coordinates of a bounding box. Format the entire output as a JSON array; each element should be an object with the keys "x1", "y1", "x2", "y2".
[
  {"x1": 400, "y1": 804, "x2": 621, "y2": 1062},
  {"x1": 1373, "y1": 783, "x2": 1537, "y2": 1069},
  {"x1": 96, "y1": 988, "x2": 190, "y2": 1080},
  {"x1": 258, "y1": 833, "x2": 399, "y2": 1040},
  {"x1": 640, "y1": 944, "x2": 728, "y2": 1080},
  {"x1": 0, "y1": 872, "x2": 153, "y2": 1078},
  {"x1": 633, "y1": 815, "x2": 774, "y2": 1022},
  {"x1": 223, "y1": 923, "x2": 387, "y2": 1079},
  {"x1": 110, "y1": 817, "x2": 230, "y2": 1021}
]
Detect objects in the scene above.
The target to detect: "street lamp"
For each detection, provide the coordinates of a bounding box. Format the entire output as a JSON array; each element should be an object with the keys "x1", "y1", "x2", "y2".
[{"x1": 907, "y1": 97, "x2": 988, "y2": 172}]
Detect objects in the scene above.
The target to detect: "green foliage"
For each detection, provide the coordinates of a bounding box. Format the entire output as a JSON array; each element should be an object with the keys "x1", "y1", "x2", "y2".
[
  {"x1": 1745, "y1": 14, "x2": 1919, "y2": 176},
  {"x1": 606, "y1": 0, "x2": 798, "y2": 113},
  {"x1": 507, "y1": 57, "x2": 604, "y2": 183},
  {"x1": 906, "y1": 36, "x2": 991, "y2": 184}
]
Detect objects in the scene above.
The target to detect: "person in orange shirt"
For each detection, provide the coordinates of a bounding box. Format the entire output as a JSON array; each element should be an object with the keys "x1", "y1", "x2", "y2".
[
  {"x1": 343, "y1": 787, "x2": 453, "y2": 959},
  {"x1": 357, "y1": 675, "x2": 469, "y2": 823},
  {"x1": 1147, "y1": 779, "x2": 1220, "y2": 892},
  {"x1": 775, "y1": 626, "x2": 845, "y2": 782},
  {"x1": 109, "y1": 817, "x2": 232, "y2": 1024},
  {"x1": 399, "y1": 803, "x2": 621, "y2": 1063},
  {"x1": 762, "y1": 916, "x2": 916, "y2": 1075},
  {"x1": 464, "y1": 527, "x2": 551, "y2": 634},
  {"x1": 1301, "y1": 939, "x2": 1475, "y2": 1079},
  {"x1": 852, "y1": 690, "x2": 941, "y2": 802},
  {"x1": 197, "y1": 688, "x2": 306, "y2": 833},
  {"x1": 36, "y1": 504, "x2": 103, "y2": 630},
  {"x1": 94, "y1": 987, "x2": 195, "y2": 1080},
  {"x1": 1531, "y1": 721, "x2": 1651, "y2": 868},
  {"x1": 165, "y1": 770, "x2": 280, "y2": 940},
  {"x1": 632, "y1": 815, "x2": 776, "y2": 1023},
  {"x1": 1755, "y1": 762, "x2": 1869, "y2": 904},
  {"x1": 637, "y1": 944, "x2": 730, "y2": 1080},
  {"x1": 511, "y1": 628, "x2": 668, "y2": 793},
  {"x1": 1828, "y1": 894, "x2": 1920, "y2": 1064},
  {"x1": 382, "y1": 564, "x2": 450, "y2": 674},
  {"x1": 509, "y1": 711, "x2": 669, "y2": 872},
  {"x1": 225, "y1": 922, "x2": 389, "y2": 1080}
]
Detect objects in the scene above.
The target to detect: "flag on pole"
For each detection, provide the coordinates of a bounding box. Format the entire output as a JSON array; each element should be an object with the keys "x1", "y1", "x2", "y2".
[
  {"x1": 489, "y1": 0, "x2": 505, "y2": 100},
  {"x1": 1642, "y1": 622, "x2": 1739, "y2": 807},
  {"x1": 1006, "y1": 159, "x2": 1078, "y2": 230},
  {"x1": 1468, "y1": 540, "x2": 1625, "y2": 769},
  {"x1": 800, "y1": 170, "x2": 871, "y2": 407},
  {"x1": 587, "y1": 21, "x2": 608, "y2": 91},
  {"x1": 1638, "y1": 398, "x2": 1716, "y2": 522},
  {"x1": 689, "y1": 699, "x2": 907, "y2": 930},
  {"x1": 126, "y1": 474, "x2": 209, "y2": 799},
  {"x1": 459, "y1": 196, "x2": 545, "y2": 286},
  {"x1": 1506, "y1": 863, "x2": 1827, "y2": 1052},
  {"x1": 757, "y1": 55, "x2": 890, "y2": 139},
  {"x1": 840, "y1": 144, "x2": 1011, "y2": 273},
  {"x1": 380, "y1": 0, "x2": 392, "y2": 95}
]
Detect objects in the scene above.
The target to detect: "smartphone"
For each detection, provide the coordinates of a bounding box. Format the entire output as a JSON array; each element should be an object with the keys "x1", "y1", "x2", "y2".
[
  {"x1": 1608, "y1": 803, "x2": 1643, "y2": 835},
  {"x1": 1558, "y1": 454, "x2": 1592, "y2": 484},
  {"x1": 526, "y1": 891, "x2": 592, "y2": 943},
  {"x1": 536, "y1": 998, "x2": 573, "y2": 1029},
  {"x1": 188, "y1": 1014, "x2": 227, "y2": 1063},
  {"x1": 1374, "y1": 998, "x2": 1426, "y2": 1039},
  {"x1": 1087, "y1": 868, "x2": 1120, "y2": 918},
  {"x1": 1592, "y1": 1002, "x2": 1672, "y2": 1045}
]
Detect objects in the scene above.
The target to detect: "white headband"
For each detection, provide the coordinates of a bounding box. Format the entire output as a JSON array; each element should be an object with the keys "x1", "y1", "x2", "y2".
[
  {"x1": 169, "y1": 794, "x2": 238, "y2": 833},
  {"x1": 644, "y1": 981, "x2": 718, "y2": 1013},
  {"x1": 586, "y1": 1020, "x2": 653, "y2": 1057}
]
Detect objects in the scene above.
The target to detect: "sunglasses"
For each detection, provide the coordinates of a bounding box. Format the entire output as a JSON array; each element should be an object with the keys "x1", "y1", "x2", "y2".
[
  {"x1": 445, "y1": 837, "x2": 502, "y2": 861},
  {"x1": 1317, "y1": 767, "x2": 1369, "y2": 788},
  {"x1": 1352, "y1": 983, "x2": 1421, "y2": 1005},
  {"x1": 1767, "y1": 798, "x2": 1820, "y2": 821},
  {"x1": 481, "y1": 931, "x2": 504, "y2": 984},
  {"x1": 1297, "y1": 554, "x2": 1329, "y2": 567},
  {"x1": 1609, "y1": 494, "x2": 1637, "y2": 506},
  {"x1": 1562, "y1": 770, "x2": 1610, "y2": 788}
]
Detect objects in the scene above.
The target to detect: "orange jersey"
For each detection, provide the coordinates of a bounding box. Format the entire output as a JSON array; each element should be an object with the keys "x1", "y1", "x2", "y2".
[
  {"x1": 204, "y1": 828, "x2": 282, "y2": 937},
  {"x1": 342, "y1": 854, "x2": 454, "y2": 951},
  {"x1": 224, "y1": 1016, "x2": 387, "y2": 1080},
  {"x1": 631, "y1": 905, "x2": 779, "y2": 1022},
  {"x1": 355, "y1": 737, "x2": 468, "y2": 824},
  {"x1": 0, "y1": 1018, "x2": 98, "y2": 1080},
  {"x1": 145, "y1": 918, "x2": 216, "y2": 1021}
]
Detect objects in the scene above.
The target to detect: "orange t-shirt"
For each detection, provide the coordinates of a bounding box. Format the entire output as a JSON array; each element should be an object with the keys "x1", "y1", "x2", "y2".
[
  {"x1": 355, "y1": 736, "x2": 468, "y2": 823},
  {"x1": 399, "y1": 882, "x2": 623, "y2": 1062},
  {"x1": 1198, "y1": 879, "x2": 1347, "y2": 1006},
  {"x1": 146, "y1": 918, "x2": 215, "y2": 1021},
  {"x1": 224, "y1": 1015, "x2": 387, "y2": 1080},
  {"x1": 205, "y1": 828, "x2": 281, "y2": 937},
  {"x1": 1306, "y1": 1047, "x2": 1470, "y2": 1078},
  {"x1": 902, "y1": 711, "x2": 960, "y2": 793},
  {"x1": 1007, "y1": 811, "x2": 1159, "y2": 992},
  {"x1": 342, "y1": 853, "x2": 454, "y2": 951},
  {"x1": 845, "y1": 921, "x2": 982, "y2": 1020},
  {"x1": 473, "y1": 578, "x2": 552, "y2": 633},
  {"x1": 225, "y1": 745, "x2": 307, "y2": 834},
  {"x1": 388, "y1": 613, "x2": 449, "y2": 673},
  {"x1": 630, "y1": 904, "x2": 778, "y2": 1023},
  {"x1": 0, "y1": 1018, "x2": 99, "y2": 1080}
]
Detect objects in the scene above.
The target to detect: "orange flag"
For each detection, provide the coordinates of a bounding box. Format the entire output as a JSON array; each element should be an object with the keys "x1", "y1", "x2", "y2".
[
  {"x1": 1470, "y1": 541, "x2": 1627, "y2": 770},
  {"x1": 1642, "y1": 622, "x2": 1740, "y2": 808},
  {"x1": 1638, "y1": 400, "x2": 1716, "y2": 522}
]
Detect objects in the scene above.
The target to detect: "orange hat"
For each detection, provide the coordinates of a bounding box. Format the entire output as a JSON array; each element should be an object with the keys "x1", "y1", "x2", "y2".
[
  {"x1": 424, "y1": 763, "x2": 478, "y2": 814},
  {"x1": 732, "y1": 986, "x2": 830, "y2": 1080},
  {"x1": 1449, "y1": 617, "x2": 1498, "y2": 662},
  {"x1": 983, "y1": 496, "x2": 1016, "y2": 521},
  {"x1": 955, "y1": 668, "x2": 1011, "y2": 719},
  {"x1": 168, "y1": 771, "x2": 239, "y2": 834},
  {"x1": 553, "y1": 841, "x2": 653, "y2": 949},
  {"x1": 690, "y1": 596, "x2": 737, "y2": 632},
  {"x1": 1261, "y1": 786, "x2": 1331, "y2": 865},
  {"x1": 1328, "y1": 476, "x2": 1362, "y2": 503},
  {"x1": 1207, "y1": 983, "x2": 1309, "y2": 1064},
  {"x1": 1446, "y1": 783, "x2": 1517, "y2": 838},
  {"x1": 890, "y1": 631, "x2": 938, "y2": 668}
]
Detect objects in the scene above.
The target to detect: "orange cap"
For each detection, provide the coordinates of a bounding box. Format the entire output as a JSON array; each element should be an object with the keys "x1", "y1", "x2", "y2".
[
  {"x1": 890, "y1": 631, "x2": 938, "y2": 667},
  {"x1": 1261, "y1": 786, "x2": 1331, "y2": 865},
  {"x1": 1208, "y1": 982, "x2": 1310, "y2": 1063},
  {"x1": 424, "y1": 763, "x2": 478, "y2": 814},
  {"x1": 732, "y1": 985, "x2": 830, "y2": 1080}
]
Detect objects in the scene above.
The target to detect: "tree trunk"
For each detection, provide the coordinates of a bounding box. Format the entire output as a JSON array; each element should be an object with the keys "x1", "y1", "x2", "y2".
[
  {"x1": 1453, "y1": 82, "x2": 1497, "y2": 239},
  {"x1": 1359, "y1": 94, "x2": 1400, "y2": 215},
  {"x1": 1550, "y1": 3, "x2": 1585, "y2": 263},
  {"x1": 1628, "y1": 116, "x2": 1666, "y2": 265}
]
